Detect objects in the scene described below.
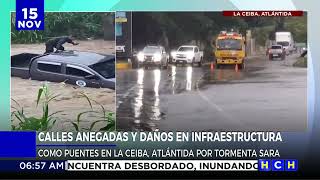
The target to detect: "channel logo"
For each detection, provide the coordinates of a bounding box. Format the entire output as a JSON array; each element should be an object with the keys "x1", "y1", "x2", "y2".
[{"x1": 258, "y1": 159, "x2": 298, "y2": 171}]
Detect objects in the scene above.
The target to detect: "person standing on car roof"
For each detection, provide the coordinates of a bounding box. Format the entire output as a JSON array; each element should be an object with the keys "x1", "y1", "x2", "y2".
[{"x1": 45, "y1": 35, "x2": 79, "y2": 54}]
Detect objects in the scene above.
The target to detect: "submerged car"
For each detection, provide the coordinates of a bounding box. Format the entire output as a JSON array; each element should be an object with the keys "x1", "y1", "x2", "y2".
[
  {"x1": 137, "y1": 45, "x2": 169, "y2": 69},
  {"x1": 11, "y1": 50, "x2": 115, "y2": 89}
]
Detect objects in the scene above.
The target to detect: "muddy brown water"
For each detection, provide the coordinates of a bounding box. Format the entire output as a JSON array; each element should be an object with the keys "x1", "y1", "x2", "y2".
[{"x1": 11, "y1": 40, "x2": 115, "y2": 131}]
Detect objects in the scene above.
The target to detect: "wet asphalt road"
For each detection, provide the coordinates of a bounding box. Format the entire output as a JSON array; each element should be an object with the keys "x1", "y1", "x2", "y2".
[{"x1": 116, "y1": 54, "x2": 307, "y2": 131}]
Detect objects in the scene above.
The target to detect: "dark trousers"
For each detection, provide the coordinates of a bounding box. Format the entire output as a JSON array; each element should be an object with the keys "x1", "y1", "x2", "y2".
[
  {"x1": 45, "y1": 44, "x2": 65, "y2": 54},
  {"x1": 45, "y1": 44, "x2": 54, "y2": 54}
]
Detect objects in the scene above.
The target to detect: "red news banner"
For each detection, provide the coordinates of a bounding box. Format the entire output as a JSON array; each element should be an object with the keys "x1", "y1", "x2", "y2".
[{"x1": 223, "y1": 11, "x2": 303, "y2": 17}]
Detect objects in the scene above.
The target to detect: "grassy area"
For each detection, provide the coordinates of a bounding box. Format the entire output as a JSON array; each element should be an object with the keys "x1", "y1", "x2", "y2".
[
  {"x1": 293, "y1": 57, "x2": 307, "y2": 68},
  {"x1": 11, "y1": 84, "x2": 115, "y2": 131},
  {"x1": 11, "y1": 12, "x2": 113, "y2": 44}
]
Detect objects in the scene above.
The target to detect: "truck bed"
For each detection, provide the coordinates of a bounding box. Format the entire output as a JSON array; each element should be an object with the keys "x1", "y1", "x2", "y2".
[{"x1": 11, "y1": 53, "x2": 40, "y2": 79}]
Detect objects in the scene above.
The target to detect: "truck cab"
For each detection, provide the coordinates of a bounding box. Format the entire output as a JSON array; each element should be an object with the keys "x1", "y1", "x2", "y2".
[
  {"x1": 215, "y1": 32, "x2": 246, "y2": 69},
  {"x1": 275, "y1": 32, "x2": 294, "y2": 55}
]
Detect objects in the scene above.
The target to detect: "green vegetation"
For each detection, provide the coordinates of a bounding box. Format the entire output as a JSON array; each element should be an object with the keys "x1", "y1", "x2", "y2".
[
  {"x1": 285, "y1": 16, "x2": 307, "y2": 43},
  {"x1": 70, "y1": 92, "x2": 115, "y2": 132},
  {"x1": 134, "y1": 13, "x2": 247, "y2": 48},
  {"x1": 293, "y1": 57, "x2": 308, "y2": 68},
  {"x1": 11, "y1": 84, "x2": 59, "y2": 130},
  {"x1": 11, "y1": 84, "x2": 115, "y2": 131},
  {"x1": 132, "y1": 13, "x2": 307, "y2": 57},
  {"x1": 11, "y1": 12, "x2": 114, "y2": 44},
  {"x1": 252, "y1": 16, "x2": 307, "y2": 46}
]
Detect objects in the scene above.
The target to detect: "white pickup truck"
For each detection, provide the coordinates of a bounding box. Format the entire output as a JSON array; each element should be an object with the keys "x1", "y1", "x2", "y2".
[
  {"x1": 171, "y1": 45, "x2": 203, "y2": 66},
  {"x1": 268, "y1": 45, "x2": 286, "y2": 60}
]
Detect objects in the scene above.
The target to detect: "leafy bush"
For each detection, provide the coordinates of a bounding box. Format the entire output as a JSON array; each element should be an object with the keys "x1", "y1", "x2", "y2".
[
  {"x1": 11, "y1": 12, "x2": 113, "y2": 44},
  {"x1": 71, "y1": 92, "x2": 115, "y2": 132},
  {"x1": 11, "y1": 84, "x2": 60, "y2": 131},
  {"x1": 11, "y1": 84, "x2": 115, "y2": 131},
  {"x1": 293, "y1": 57, "x2": 307, "y2": 68}
]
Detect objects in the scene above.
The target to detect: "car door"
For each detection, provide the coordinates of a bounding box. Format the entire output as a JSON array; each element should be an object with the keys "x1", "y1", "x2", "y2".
[
  {"x1": 65, "y1": 64, "x2": 101, "y2": 88},
  {"x1": 161, "y1": 47, "x2": 167, "y2": 65},
  {"x1": 100, "y1": 78, "x2": 116, "y2": 90},
  {"x1": 194, "y1": 47, "x2": 200, "y2": 62},
  {"x1": 31, "y1": 60, "x2": 66, "y2": 82}
]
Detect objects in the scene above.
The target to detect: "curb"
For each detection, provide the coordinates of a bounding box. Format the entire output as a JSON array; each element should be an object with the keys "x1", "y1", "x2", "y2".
[{"x1": 116, "y1": 62, "x2": 132, "y2": 70}]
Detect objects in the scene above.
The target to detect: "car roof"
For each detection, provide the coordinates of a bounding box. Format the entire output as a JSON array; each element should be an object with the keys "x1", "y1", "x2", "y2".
[
  {"x1": 272, "y1": 45, "x2": 282, "y2": 47},
  {"x1": 144, "y1": 46, "x2": 162, "y2": 48},
  {"x1": 38, "y1": 51, "x2": 114, "y2": 66},
  {"x1": 179, "y1": 45, "x2": 196, "y2": 48}
]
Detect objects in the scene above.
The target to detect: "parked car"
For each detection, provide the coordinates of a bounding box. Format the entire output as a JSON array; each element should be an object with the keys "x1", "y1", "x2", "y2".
[
  {"x1": 171, "y1": 45, "x2": 203, "y2": 66},
  {"x1": 268, "y1": 45, "x2": 286, "y2": 60},
  {"x1": 137, "y1": 45, "x2": 169, "y2": 69},
  {"x1": 11, "y1": 51, "x2": 115, "y2": 89}
]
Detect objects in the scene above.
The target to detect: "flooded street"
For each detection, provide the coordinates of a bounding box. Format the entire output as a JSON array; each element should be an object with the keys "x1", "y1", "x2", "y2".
[
  {"x1": 116, "y1": 54, "x2": 307, "y2": 131},
  {"x1": 11, "y1": 40, "x2": 115, "y2": 131},
  {"x1": 116, "y1": 64, "x2": 207, "y2": 131}
]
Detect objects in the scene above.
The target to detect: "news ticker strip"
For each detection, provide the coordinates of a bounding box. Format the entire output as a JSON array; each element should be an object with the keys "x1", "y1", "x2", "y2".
[
  {"x1": 66, "y1": 160, "x2": 256, "y2": 171},
  {"x1": 0, "y1": 160, "x2": 297, "y2": 172}
]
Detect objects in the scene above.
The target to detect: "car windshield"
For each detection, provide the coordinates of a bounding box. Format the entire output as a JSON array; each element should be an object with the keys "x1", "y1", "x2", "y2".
[
  {"x1": 277, "y1": 41, "x2": 289, "y2": 46},
  {"x1": 178, "y1": 47, "x2": 194, "y2": 52},
  {"x1": 217, "y1": 39, "x2": 242, "y2": 50},
  {"x1": 272, "y1": 46, "x2": 282, "y2": 49},
  {"x1": 143, "y1": 47, "x2": 161, "y2": 53},
  {"x1": 90, "y1": 59, "x2": 115, "y2": 79}
]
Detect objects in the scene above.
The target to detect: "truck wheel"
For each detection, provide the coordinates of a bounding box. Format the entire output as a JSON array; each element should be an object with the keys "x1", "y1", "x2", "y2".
[
  {"x1": 198, "y1": 57, "x2": 203, "y2": 67},
  {"x1": 165, "y1": 59, "x2": 169, "y2": 69},
  {"x1": 132, "y1": 58, "x2": 139, "y2": 69},
  {"x1": 215, "y1": 61, "x2": 220, "y2": 69},
  {"x1": 192, "y1": 57, "x2": 195, "y2": 67},
  {"x1": 162, "y1": 63, "x2": 168, "y2": 69},
  {"x1": 172, "y1": 59, "x2": 176, "y2": 66},
  {"x1": 239, "y1": 62, "x2": 245, "y2": 69}
]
